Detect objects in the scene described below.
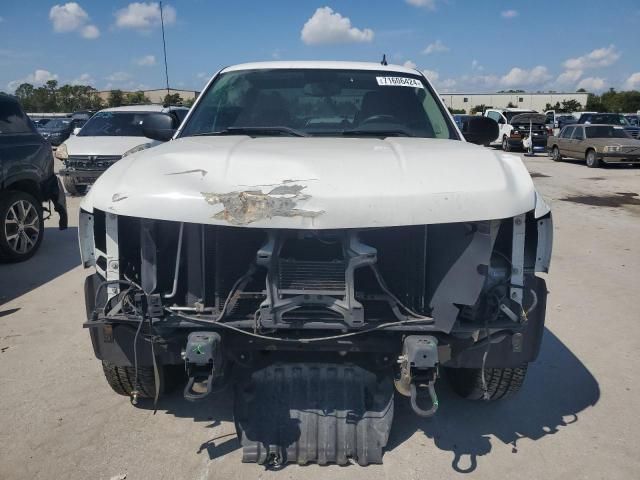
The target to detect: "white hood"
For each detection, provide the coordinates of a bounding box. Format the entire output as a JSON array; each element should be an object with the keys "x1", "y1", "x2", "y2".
[
  {"x1": 81, "y1": 136, "x2": 537, "y2": 229},
  {"x1": 63, "y1": 135, "x2": 157, "y2": 156}
]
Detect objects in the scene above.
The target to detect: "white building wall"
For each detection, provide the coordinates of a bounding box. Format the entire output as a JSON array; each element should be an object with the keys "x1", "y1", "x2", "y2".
[{"x1": 440, "y1": 93, "x2": 590, "y2": 113}]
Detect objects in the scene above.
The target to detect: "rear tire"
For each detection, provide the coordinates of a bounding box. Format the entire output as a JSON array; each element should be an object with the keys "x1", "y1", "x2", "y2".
[
  {"x1": 101, "y1": 361, "x2": 183, "y2": 398},
  {"x1": 551, "y1": 146, "x2": 562, "y2": 162},
  {"x1": 0, "y1": 191, "x2": 44, "y2": 263},
  {"x1": 62, "y1": 176, "x2": 87, "y2": 196},
  {"x1": 446, "y1": 364, "x2": 528, "y2": 401},
  {"x1": 586, "y1": 149, "x2": 601, "y2": 168}
]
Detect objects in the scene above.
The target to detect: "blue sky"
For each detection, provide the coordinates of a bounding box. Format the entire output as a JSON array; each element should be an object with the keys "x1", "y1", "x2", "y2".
[{"x1": 1, "y1": 0, "x2": 639, "y2": 94}]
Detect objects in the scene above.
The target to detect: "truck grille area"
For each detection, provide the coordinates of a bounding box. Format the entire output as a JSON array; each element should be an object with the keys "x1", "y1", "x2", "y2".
[
  {"x1": 66, "y1": 155, "x2": 122, "y2": 170},
  {"x1": 97, "y1": 210, "x2": 515, "y2": 330}
]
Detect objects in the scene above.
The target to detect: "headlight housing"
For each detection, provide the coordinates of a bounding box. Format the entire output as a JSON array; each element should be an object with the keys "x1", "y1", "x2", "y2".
[
  {"x1": 122, "y1": 143, "x2": 152, "y2": 158},
  {"x1": 604, "y1": 146, "x2": 620, "y2": 153},
  {"x1": 55, "y1": 143, "x2": 68, "y2": 160}
]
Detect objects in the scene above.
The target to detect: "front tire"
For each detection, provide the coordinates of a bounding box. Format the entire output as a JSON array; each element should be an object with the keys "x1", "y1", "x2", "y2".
[
  {"x1": 445, "y1": 364, "x2": 528, "y2": 401},
  {"x1": 101, "y1": 361, "x2": 183, "y2": 399},
  {"x1": 586, "y1": 149, "x2": 601, "y2": 168},
  {"x1": 551, "y1": 146, "x2": 562, "y2": 162},
  {"x1": 62, "y1": 176, "x2": 88, "y2": 196},
  {"x1": 0, "y1": 191, "x2": 44, "y2": 263},
  {"x1": 502, "y1": 136, "x2": 511, "y2": 152}
]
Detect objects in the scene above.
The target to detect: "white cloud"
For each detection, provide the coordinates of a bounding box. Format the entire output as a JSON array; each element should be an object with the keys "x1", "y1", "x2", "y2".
[
  {"x1": 556, "y1": 69, "x2": 583, "y2": 85},
  {"x1": 49, "y1": 3, "x2": 99, "y2": 39},
  {"x1": 438, "y1": 78, "x2": 457, "y2": 91},
  {"x1": 403, "y1": 60, "x2": 417, "y2": 70},
  {"x1": 500, "y1": 66, "x2": 551, "y2": 87},
  {"x1": 501, "y1": 10, "x2": 518, "y2": 18},
  {"x1": 115, "y1": 2, "x2": 176, "y2": 30},
  {"x1": 8, "y1": 69, "x2": 59, "y2": 91},
  {"x1": 406, "y1": 0, "x2": 436, "y2": 10},
  {"x1": 81, "y1": 24, "x2": 100, "y2": 39},
  {"x1": 71, "y1": 73, "x2": 95, "y2": 85},
  {"x1": 301, "y1": 7, "x2": 374, "y2": 45},
  {"x1": 576, "y1": 77, "x2": 606, "y2": 92},
  {"x1": 134, "y1": 54, "x2": 156, "y2": 66},
  {"x1": 106, "y1": 72, "x2": 132, "y2": 83},
  {"x1": 196, "y1": 72, "x2": 208, "y2": 79},
  {"x1": 563, "y1": 45, "x2": 620, "y2": 70},
  {"x1": 422, "y1": 40, "x2": 449, "y2": 55},
  {"x1": 623, "y1": 72, "x2": 640, "y2": 90}
]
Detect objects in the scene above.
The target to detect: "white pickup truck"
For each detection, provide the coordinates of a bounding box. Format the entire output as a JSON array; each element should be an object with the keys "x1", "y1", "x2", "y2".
[{"x1": 78, "y1": 61, "x2": 553, "y2": 466}]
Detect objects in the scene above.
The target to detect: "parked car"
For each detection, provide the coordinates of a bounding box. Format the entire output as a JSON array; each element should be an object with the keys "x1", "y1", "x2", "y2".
[
  {"x1": 452, "y1": 113, "x2": 473, "y2": 130},
  {"x1": 623, "y1": 114, "x2": 639, "y2": 127},
  {"x1": 0, "y1": 94, "x2": 67, "y2": 262},
  {"x1": 78, "y1": 61, "x2": 552, "y2": 466},
  {"x1": 544, "y1": 110, "x2": 576, "y2": 135},
  {"x1": 547, "y1": 124, "x2": 640, "y2": 167},
  {"x1": 484, "y1": 108, "x2": 547, "y2": 151},
  {"x1": 40, "y1": 117, "x2": 83, "y2": 146},
  {"x1": 56, "y1": 104, "x2": 189, "y2": 195},
  {"x1": 577, "y1": 113, "x2": 640, "y2": 139}
]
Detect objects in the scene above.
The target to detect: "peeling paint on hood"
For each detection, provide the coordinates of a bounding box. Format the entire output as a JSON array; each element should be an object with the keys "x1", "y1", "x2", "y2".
[
  {"x1": 202, "y1": 183, "x2": 324, "y2": 225},
  {"x1": 81, "y1": 135, "x2": 538, "y2": 229}
]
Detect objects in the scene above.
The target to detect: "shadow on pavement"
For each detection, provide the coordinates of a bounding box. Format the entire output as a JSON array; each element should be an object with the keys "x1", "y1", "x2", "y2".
[
  {"x1": 388, "y1": 328, "x2": 600, "y2": 473},
  {"x1": 136, "y1": 328, "x2": 598, "y2": 469},
  {"x1": 0, "y1": 226, "x2": 80, "y2": 306}
]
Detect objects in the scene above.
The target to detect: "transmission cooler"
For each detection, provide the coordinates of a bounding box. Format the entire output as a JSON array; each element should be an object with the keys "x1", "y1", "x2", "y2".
[{"x1": 234, "y1": 363, "x2": 395, "y2": 466}]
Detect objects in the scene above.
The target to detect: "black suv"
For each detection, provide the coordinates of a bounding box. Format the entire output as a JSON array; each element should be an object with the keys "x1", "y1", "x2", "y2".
[{"x1": 0, "y1": 94, "x2": 67, "y2": 262}]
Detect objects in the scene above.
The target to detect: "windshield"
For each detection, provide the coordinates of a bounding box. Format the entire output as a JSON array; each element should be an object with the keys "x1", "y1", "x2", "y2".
[
  {"x1": 78, "y1": 111, "x2": 151, "y2": 137},
  {"x1": 44, "y1": 119, "x2": 72, "y2": 130},
  {"x1": 586, "y1": 126, "x2": 631, "y2": 139},
  {"x1": 181, "y1": 68, "x2": 456, "y2": 139}
]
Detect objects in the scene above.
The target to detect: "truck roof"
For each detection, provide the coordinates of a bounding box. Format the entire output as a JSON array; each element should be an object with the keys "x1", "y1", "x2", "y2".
[{"x1": 222, "y1": 61, "x2": 419, "y2": 74}]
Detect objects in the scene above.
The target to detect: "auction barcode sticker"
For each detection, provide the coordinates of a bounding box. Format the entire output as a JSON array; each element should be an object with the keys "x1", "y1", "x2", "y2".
[{"x1": 376, "y1": 77, "x2": 424, "y2": 88}]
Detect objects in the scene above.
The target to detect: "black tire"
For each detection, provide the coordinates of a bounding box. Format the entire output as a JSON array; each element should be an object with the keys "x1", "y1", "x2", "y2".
[
  {"x1": 62, "y1": 176, "x2": 88, "y2": 196},
  {"x1": 0, "y1": 191, "x2": 44, "y2": 263},
  {"x1": 445, "y1": 364, "x2": 528, "y2": 401},
  {"x1": 502, "y1": 136, "x2": 511, "y2": 152},
  {"x1": 551, "y1": 146, "x2": 562, "y2": 162},
  {"x1": 585, "y1": 149, "x2": 601, "y2": 168},
  {"x1": 101, "y1": 361, "x2": 183, "y2": 398}
]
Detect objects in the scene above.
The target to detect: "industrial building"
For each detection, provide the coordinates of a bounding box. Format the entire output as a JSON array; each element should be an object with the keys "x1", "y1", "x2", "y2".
[{"x1": 439, "y1": 92, "x2": 590, "y2": 113}]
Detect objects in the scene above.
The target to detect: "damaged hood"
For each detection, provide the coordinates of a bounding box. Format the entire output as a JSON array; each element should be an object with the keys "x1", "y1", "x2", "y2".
[
  {"x1": 63, "y1": 135, "x2": 157, "y2": 156},
  {"x1": 81, "y1": 136, "x2": 537, "y2": 228}
]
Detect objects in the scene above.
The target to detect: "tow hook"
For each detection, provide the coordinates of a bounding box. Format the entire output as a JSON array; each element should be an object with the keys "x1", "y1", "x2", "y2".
[
  {"x1": 182, "y1": 332, "x2": 223, "y2": 401},
  {"x1": 396, "y1": 335, "x2": 440, "y2": 417}
]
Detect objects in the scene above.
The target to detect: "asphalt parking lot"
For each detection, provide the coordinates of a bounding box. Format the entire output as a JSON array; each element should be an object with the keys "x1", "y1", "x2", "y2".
[{"x1": 1, "y1": 152, "x2": 639, "y2": 480}]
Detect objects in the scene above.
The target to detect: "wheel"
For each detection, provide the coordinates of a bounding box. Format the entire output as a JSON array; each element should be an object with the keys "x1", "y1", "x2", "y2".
[
  {"x1": 62, "y1": 176, "x2": 88, "y2": 196},
  {"x1": 0, "y1": 191, "x2": 44, "y2": 263},
  {"x1": 551, "y1": 146, "x2": 562, "y2": 162},
  {"x1": 445, "y1": 364, "x2": 528, "y2": 401},
  {"x1": 585, "y1": 149, "x2": 601, "y2": 168},
  {"x1": 101, "y1": 361, "x2": 184, "y2": 398},
  {"x1": 502, "y1": 136, "x2": 511, "y2": 152}
]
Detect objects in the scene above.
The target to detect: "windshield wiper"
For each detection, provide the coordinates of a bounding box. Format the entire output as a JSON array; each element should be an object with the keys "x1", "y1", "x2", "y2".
[
  {"x1": 341, "y1": 128, "x2": 413, "y2": 137},
  {"x1": 191, "y1": 126, "x2": 309, "y2": 137}
]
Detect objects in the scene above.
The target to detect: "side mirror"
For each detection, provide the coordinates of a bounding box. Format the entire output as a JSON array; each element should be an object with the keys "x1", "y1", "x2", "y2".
[
  {"x1": 72, "y1": 127, "x2": 81, "y2": 136},
  {"x1": 462, "y1": 116, "x2": 499, "y2": 145},
  {"x1": 142, "y1": 113, "x2": 177, "y2": 142}
]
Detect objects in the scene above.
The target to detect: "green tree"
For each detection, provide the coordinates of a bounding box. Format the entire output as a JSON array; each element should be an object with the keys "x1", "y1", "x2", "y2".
[
  {"x1": 506, "y1": 101, "x2": 516, "y2": 108},
  {"x1": 470, "y1": 104, "x2": 487, "y2": 114},
  {"x1": 126, "y1": 91, "x2": 150, "y2": 104},
  {"x1": 108, "y1": 90, "x2": 125, "y2": 107},
  {"x1": 561, "y1": 99, "x2": 582, "y2": 112},
  {"x1": 14, "y1": 83, "x2": 35, "y2": 111},
  {"x1": 448, "y1": 107, "x2": 466, "y2": 114},
  {"x1": 163, "y1": 92, "x2": 183, "y2": 106}
]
